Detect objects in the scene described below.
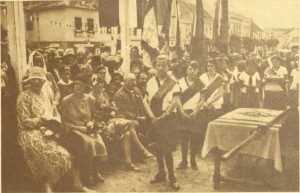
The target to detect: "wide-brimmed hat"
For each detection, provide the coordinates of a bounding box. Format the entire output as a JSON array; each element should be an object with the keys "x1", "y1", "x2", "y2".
[
  {"x1": 63, "y1": 48, "x2": 75, "y2": 57},
  {"x1": 73, "y1": 73, "x2": 92, "y2": 90},
  {"x1": 23, "y1": 66, "x2": 47, "y2": 82},
  {"x1": 270, "y1": 54, "x2": 284, "y2": 61}
]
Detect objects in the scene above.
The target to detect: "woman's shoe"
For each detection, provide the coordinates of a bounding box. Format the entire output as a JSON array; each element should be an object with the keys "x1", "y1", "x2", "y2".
[
  {"x1": 176, "y1": 162, "x2": 188, "y2": 170},
  {"x1": 142, "y1": 149, "x2": 153, "y2": 158},
  {"x1": 125, "y1": 162, "x2": 141, "y2": 171},
  {"x1": 43, "y1": 183, "x2": 53, "y2": 193},
  {"x1": 190, "y1": 160, "x2": 198, "y2": 170},
  {"x1": 150, "y1": 172, "x2": 166, "y2": 184},
  {"x1": 169, "y1": 175, "x2": 180, "y2": 190},
  {"x1": 94, "y1": 172, "x2": 105, "y2": 183},
  {"x1": 74, "y1": 185, "x2": 96, "y2": 192},
  {"x1": 85, "y1": 177, "x2": 96, "y2": 187},
  {"x1": 170, "y1": 181, "x2": 180, "y2": 190}
]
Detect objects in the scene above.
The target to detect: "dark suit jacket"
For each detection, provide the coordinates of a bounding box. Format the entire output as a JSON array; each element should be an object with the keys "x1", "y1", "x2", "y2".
[
  {"x1": 70, "y1": 63, "x2": 81, "y2": 80},
  {"x1": 113, "y1": 86, "x2": 145, "y2": 120},
  {"x1": 49, "y1": 69, "x2": 59, "y2": 83}
]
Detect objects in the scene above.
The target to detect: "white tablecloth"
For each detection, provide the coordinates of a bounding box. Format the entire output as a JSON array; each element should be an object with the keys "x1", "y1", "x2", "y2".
[{"x1": 202, "y1": 108, "x2": 287, "y2": 172}]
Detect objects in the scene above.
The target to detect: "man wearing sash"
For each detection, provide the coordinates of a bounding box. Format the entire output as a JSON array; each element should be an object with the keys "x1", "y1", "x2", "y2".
[
  {"x1": 200, "y1": 59, "x2": 226, "y2": 124},
  {"x1": 142, "y1": 55, "x2": 180, "y2": 190},
  {"x1": 176, "y1": 61, "x2": 206, "y2": 171}
]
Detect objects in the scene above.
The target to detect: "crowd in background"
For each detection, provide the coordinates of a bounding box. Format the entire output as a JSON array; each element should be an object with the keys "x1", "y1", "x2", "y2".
[{"x1": 1, "y1": 42, "x2": 299, "y2": 192}]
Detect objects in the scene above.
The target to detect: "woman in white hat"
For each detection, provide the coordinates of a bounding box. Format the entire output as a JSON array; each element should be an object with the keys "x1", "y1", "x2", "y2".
[{"x1": 17, "y1": 67, "x2": 91, "y2": 192}]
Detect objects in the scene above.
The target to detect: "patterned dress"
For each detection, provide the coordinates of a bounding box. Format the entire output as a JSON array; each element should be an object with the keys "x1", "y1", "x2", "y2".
[
  {"x1": 90, "y1": 90, "x2": 132, "y2": 143},
  {"x1": 17, "y1": 88, "x2": 72, "y2": 186}
]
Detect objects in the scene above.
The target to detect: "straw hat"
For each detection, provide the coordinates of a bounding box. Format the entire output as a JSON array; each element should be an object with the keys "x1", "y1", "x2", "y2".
[{"x1": 23, "y1": 66, "x2": 47, "y2": 82}]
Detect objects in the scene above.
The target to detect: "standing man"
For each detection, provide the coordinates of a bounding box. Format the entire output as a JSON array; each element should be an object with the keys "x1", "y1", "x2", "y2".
[{"x1": 70, "y1": 47, "x2": 86, "y2": 80}]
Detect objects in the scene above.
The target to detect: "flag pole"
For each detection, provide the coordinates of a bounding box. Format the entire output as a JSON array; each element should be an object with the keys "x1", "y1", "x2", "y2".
[
  {"x1": 120, "y1": 0, "x2": 131, "y2": 74},
  {"x1": 190, "y1": 0, "x2": 206, "y2": 72},
  {"x1": 220, "y1": 0, "x2": 230, "y2": 54},
  {"x1": 212, "y1": 0, "x2": 220, "y2": 46}
]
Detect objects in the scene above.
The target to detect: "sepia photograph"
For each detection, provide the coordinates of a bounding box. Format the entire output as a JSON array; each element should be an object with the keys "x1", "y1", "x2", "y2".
[{"x1": 1, "y1": 0, "x2": 299, "y2": 192}]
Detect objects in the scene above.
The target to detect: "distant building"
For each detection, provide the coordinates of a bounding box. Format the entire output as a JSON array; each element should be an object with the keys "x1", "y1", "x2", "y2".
[
  {"x1": 250, "y1": 20, "x2": 265, "y2": 40},
  {"x1": 178, "y1": 0, "x2": 214, "y2": 50},
  {"x1": 23, "y1": 1, "x2": 142, "y2": 53},
  {"x1": 264, "y1": 27, "x2": 298, "y2": 49},
  {"x1": 280, "y1": 28, "x2": 299, "y2": 49},
  {"x1": 229, "y1": 12, "x2": 251, "y2": 38}
]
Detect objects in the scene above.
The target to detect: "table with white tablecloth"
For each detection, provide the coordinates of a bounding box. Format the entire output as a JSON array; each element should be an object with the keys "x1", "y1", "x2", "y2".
[{"x1": 201, "y1": 108, "x2": 291, "y2": 189}]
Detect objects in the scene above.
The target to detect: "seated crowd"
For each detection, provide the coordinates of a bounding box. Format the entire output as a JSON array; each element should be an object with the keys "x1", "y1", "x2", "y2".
[{"x1": 15, "y1": 45, "x2": 299, "y2": 192}]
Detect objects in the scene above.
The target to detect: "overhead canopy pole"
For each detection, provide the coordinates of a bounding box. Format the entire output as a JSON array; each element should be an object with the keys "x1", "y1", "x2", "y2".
[
  {"x1": 6, "y1": 1, "x2": 27, "y2": 92},
  {"x1": 119, "y1": 0, "x2": 131, "y2": 74}
]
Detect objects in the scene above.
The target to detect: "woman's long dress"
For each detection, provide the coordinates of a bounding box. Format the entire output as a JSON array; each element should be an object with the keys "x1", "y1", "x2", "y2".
[
  {"x1": 61, "y1": 94, "x2": 107, "y2": 159},
  {"x1": 17, "y1": 88, "x2": 72, "y2": 185}
]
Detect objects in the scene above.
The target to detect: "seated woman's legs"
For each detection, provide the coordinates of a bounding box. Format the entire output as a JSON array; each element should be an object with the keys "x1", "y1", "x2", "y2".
[
  {"x1": 128, "y1": 126, "x2": 152, "y2": 157},
  {"x1": 121, "y1": 131, "x2": 132, "y2": 164},
  {"x1": 121, "y1": 130, "x2": 141, "y2": 171},
  {"x1": 70, "y1": 164, "x2": 94, "y2": 192}
]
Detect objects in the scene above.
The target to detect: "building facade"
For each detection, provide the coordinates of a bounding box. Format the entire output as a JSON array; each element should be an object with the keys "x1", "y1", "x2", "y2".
[
  {"x1": 24, "y1": 1, "x2": 142, "y2": 54},
  {"x1": 179, "y1": 0, "x2": 214, "y2": 50},
  {"x1": 229, "y1": 12, "x2": 251, "y2": 38}
]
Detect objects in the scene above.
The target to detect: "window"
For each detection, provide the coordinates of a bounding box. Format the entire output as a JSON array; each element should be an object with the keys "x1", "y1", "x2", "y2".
[
  {"x1": 101, "y1": 27, "x2": 106, "y2": 34},
  {"x1": 134, "y1": 28, "x2": 137, "y2": 36},
  {"x1": 26, "y1": 21, "x2": 33, "y2": 31},
  {"x1": 107, "y1": 27, "x2": 112, "y2": 34},
  {"x1": 75, "y1": 17, "x2": 82, "y2": 31},
  {"x1": 87, "y1": 18, "x2": 94, "y2": 32}
]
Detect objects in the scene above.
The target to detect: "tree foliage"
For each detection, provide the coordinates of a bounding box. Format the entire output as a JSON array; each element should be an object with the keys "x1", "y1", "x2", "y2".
[
  {"x1": 266, "y1": 39, "x2": 279, "y2": 49},
  {"x1": 229, "y1": 35, "x2": 241, "y2": 53}
]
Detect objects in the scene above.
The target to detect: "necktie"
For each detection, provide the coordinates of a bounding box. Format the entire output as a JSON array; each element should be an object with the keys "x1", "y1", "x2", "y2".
[{"x1": 249, "y1": 75, "x2": 252, "y2": 86}]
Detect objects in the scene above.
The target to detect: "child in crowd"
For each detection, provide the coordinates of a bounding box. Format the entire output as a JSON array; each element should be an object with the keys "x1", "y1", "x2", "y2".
[
  {"x1": 238, "y1": 59, "x2": 261, "y2": 108},
  {"x1": 57, "y1": 65, "x2": 73, "y2": 107}
]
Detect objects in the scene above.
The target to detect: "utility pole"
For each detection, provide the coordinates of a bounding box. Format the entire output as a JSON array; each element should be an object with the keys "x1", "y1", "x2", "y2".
[
  {"x1": 6, "y1": 1, "x2": 27, "y2": 92},
  {"x1": 119, "y1": 0, "x2": 131, "y2": 74}
]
